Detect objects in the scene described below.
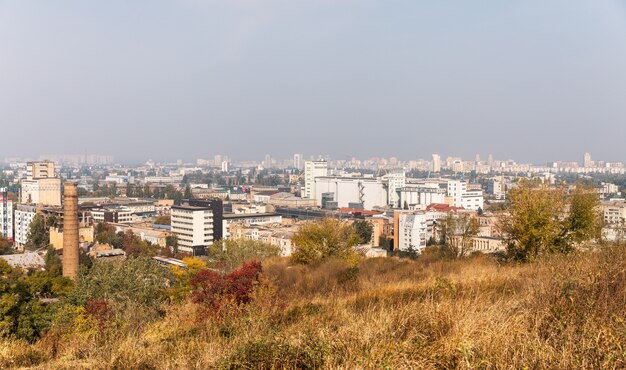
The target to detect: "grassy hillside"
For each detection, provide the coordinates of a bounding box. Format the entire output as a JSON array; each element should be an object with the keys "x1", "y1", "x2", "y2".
[{"x1": 2, "y1": 246, "x2": 625, "y2": 369}]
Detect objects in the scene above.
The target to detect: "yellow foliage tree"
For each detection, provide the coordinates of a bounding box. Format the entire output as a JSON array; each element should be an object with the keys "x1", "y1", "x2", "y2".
[
  {"x1": 291, "y1": 218, "x2": 361, "y2": 265},
  {"x1": 169, "y1": 257, "x2": 208, "y2": 301}
]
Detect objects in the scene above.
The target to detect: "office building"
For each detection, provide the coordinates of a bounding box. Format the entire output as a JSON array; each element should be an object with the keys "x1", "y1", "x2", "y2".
[
  {"x1": 171, "y1": 198, "x2": 223, "y2": 254},
  {"x1": 303, "y1": 160, "x2": 328, "y2": 200}
]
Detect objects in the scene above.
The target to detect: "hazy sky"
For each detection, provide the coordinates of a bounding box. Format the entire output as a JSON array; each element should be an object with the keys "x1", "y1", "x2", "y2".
[{"x1": 1, "y1": 0, "x2": 626, "y2": 164}]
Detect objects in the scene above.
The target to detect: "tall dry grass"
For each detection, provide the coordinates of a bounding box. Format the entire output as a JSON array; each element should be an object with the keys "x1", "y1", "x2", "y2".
[{"x1": 2, "y1": 245, "x2": 625, "y2": 369}]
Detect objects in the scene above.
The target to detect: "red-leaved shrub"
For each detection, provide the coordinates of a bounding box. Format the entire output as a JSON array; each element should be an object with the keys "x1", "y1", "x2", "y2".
[{"x1": 190, "y1": 260, "x2": 263, "y2": 309}]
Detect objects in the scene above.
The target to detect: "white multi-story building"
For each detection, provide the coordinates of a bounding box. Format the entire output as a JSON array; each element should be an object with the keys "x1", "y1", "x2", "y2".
[
  {"x1": 447, "y1": 180, "x2": 484, "y2": 211},
  {"x1": 315, "y1": 176, "x2": 388, "y2": 210},
  {"x1": 432, "y1": 154, "x2": 441, "y2": 172},
  {"x1": 396, "y1": 212, "x2": 429, "y2": 253},
  {"x1": 14, "y1": 204, "x2": 37, "y2": 246},
  {"x1": 399, "y1": 186, "x2": 447, "y2": 207},
  {"x1": 602, "y1": 200, "x2": 626, "y2": 225},
  {"x1": 0, "y1": 188, "x2": 13, "y2": 241},
  {"x1": 385, "y1": 170, "x2": 406, "y2": 208},
  {"x1": 303, "y1": 160, "x2": 328, "y2": 200},
  {"x1": 20, "y1": 178, "x2": 62, "y2": 206},
  {"x1": 171, "y1": 204, "x2": 214, "y2": 254}
]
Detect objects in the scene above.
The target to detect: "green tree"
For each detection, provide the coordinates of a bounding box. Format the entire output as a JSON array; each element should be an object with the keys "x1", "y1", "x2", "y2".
[
  {"x1": 25, "y1": 214, "x2": 51, "y2": 248},
  {"x1": 154, "y1": 215, "x2": 171, "y2": 225},
  {"x1": 207, "y1": 238, "x2": 281, "y2": 272},
  {"x1": 184, "y1": 184, "x2": 192, "y2": 199},
  {"x1": 500, "y1": 180, "x2": 568, "y2": 261},
  {"x1": 439, "y1": 213, "x2": 480, "y2": 258},
  {"x1": 353, "y1": 220, "x2": 373, "y2": 244},
  {"x1": 561, "y1": 183, "x2": 602, "y2": 247},
  {"x1": 68, "y1": 257, "x2": 168, "y2": 319},
  {"x1": 291, "y1": 218, "x2": 361, "y2": 265}
]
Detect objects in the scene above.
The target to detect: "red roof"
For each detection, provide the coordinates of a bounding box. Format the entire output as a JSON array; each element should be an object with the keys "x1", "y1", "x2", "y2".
[{"x1": 425, "y1": 203, "x2": 465, "y2": 212}]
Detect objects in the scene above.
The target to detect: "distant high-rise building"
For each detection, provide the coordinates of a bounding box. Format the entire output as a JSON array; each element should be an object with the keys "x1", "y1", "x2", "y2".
[
  {"x1": 293, "y1": 154, "x2": 303, "y2": 170},
  {"x1": 264, "y1": 154, "x2": 272, "y2": 169},
  {"x1": 475, "y1": 154, "x2": 481, "y2": 163},
  {"x1": 221, "y1": 161, "x2": 230, "y2": 172},
  {"x1": 488, "y1": 154, "x2": 494, "y2": 168},
  {"x1": 303, "y1": 160, "x2": 328, "y2": 200},
  {"x1": 26, "y1": 161, "x2": 55, "y2": 180},
  {"x1": 583, "y1": 152, "x2": 593, "y2": 168},
  {"x1": 432, "y1": 154, "x2": 441, "y2": 172}
]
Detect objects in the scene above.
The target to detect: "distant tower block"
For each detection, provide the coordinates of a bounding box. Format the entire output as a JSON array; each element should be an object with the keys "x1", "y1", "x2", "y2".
[{"x1": 62, "y1": 182, "x2": 79, "y2": 279}]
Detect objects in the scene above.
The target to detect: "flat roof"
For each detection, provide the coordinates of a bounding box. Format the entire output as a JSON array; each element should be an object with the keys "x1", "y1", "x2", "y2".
[{"x1": 223, "y1": 212, "x2": 281, "y2": 219}]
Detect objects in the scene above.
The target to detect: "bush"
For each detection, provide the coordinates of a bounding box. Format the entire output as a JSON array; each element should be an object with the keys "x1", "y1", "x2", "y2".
[
  {"x1": 69, "y1": 257, "x2": 168, "y2": 318},
  {"x1": 190, "y1": 261, "x2": 263, "y2": 310}
]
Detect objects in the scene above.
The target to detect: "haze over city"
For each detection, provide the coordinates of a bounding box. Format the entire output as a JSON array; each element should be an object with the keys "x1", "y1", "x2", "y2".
[{"x1": 2, "y1": 0, "x2": 626, "y2": 163}]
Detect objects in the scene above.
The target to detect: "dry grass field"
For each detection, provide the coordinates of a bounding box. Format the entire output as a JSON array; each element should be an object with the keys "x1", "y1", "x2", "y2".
[{"x1": 1, "y1": 245, "x2": 625, "y2": 369}]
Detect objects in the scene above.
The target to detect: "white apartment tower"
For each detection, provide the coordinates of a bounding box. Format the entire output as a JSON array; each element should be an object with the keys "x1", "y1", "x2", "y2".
[
  {"x1": 293, "y1": 154, "x2": 303, "y2": 170},
  {"x1": 583, "y1": 153, "x2": 593, "y2": 168},
  {"x1": 171, "y1": 204, "x2": 214, "y2": 254},
  {"x1": 14, "y1": 204, "x2": 37, "y2": 246},
  {"x1": 386, "y1": 169, "x2": 406, "y2": 208},
  {"x1": 303, "y1": 160, "x2": 328, "y2": 200},
  {"x1": 432, "y1": 154, "x2": 441, "y2": 172},
  {"x1": 0, "y1": 188, "x2": 13, "y2": 242}
]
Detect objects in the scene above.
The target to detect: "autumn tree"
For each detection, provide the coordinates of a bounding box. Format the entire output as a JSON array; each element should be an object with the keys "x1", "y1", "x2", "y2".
[
  {"x1": 291, "y1": 218, "x2": 361, "y2": 264},
  {"x1": 500, "y1": 180, "x2": 601, "y2": 262},
  {"x1": 560, "y1": 183, "x2": 602, "y2": 248},
  {"x1": 168, "y1": 257, "x2": 208, "y2": 301},
  {"x1": 439, "y1": 213, "x2": 480, "y2": 258}
]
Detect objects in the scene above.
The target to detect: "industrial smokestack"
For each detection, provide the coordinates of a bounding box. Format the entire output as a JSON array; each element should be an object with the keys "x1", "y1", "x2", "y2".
[{"x1": 62, "y1": 182, "x2": 79, "y2": 279}]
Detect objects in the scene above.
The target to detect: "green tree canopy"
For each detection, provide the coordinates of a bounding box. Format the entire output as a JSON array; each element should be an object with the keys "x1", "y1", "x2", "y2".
[
  {"x1": 291, "y1": 218, "x2": 361, "y2": 265},
  {"x1": 353, "y1": 220, "x2": 373, "y2": 244}
]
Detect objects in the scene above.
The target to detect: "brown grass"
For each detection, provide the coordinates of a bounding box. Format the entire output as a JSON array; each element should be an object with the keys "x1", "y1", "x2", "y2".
[{"x1": 3, "y1": 246, "x2": 625, "y2": 369}]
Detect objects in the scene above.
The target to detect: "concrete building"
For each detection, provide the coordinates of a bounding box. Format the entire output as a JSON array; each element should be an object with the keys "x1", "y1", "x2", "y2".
[
  {"x1": 432, "y1": 154, "x2": 441, "y2": 172},
  {"x1": 14, "y1": 204, "x2": 37, "y2": 247},
  {"x1": 315, "y1": 176, "x2": 388, "y2": 210},
  {"x1": 21, "y1": 178, "x2": 62, "y2": 206},
  {"x1": 171, "y1": 199, "x2": 223, "y2": 254},
  {"x1": 50, "y1": 226, "x2": 94, "y2": 250},
  {"x1": 395, "y1": 211, "x2": 429, "y2": 253},
  {"x1": 398, "y1": 186, "x2": 447, "y2": 208},
  {"x1": 487, "y1": 180, "x2": 505, "y2": 199},
  {"x1": 111, "y1": 223, "x2": 171, "y2": 247},
  {"x1": 602, "y1": 200, "x2": 626, "y2": 225},
  {"x1": 222, "y1": 213, "x2": 283, "y2": 239},
  {"x1": 447, "y1": 180, "x2": 484, "y2": 211},
  {"x1": 0, "y1": 188, "x2": 13, "y2": 241},
  {"x1": 171, "y1": 204, "x2": 214, "y2": 254},
  {"x1": 385, "y1": 170, "x2": 406, "y2": 208},
  {"x1": 26, "y1": 161, "x2": 55, "y2": 180},
  {"x1": 91, "y1": 207, "x2": 134, "y2": 224},
  {"x1": 303, "y1": 160, "x2": 328, "y2": 200}
]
